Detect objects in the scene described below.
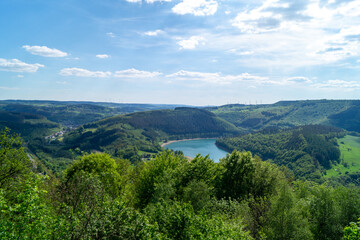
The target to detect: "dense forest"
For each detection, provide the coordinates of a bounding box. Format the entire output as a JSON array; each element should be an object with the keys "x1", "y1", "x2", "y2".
[
  {"x1": 216, "y1": 125, "x2": 346, "y2": 182},
  {"x1": 1, "y1": 129, "x2": 360, "y2": 239}
]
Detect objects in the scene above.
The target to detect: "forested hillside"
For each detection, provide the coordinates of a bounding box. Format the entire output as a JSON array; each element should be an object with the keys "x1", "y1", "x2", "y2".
[
  {"x1": 209, "y1": 100, "x2": 360, "y2": 131},
  {"x1": 217, "y1": 125, "x2": 345, "y2": 182},
  {"x1": 2, "y1": 103, "x2": 119, "y2": 127},
  {"x1": 0, "y1": 100, "x2": 186, "y2": 126},
  {"x1": 0, "y1": 111, "x2": 60, "y2": 141}
]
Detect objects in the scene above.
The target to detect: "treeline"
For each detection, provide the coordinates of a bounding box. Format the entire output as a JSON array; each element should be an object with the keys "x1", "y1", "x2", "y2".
[
  {"x1": 1, "y1": 129, "x2": 360, "y2": 239},
  {"x1": 216, "y1": 125, "x2": 345, "y2": 182},
  {"x1": 0, "y1": 100, "x2": 187, "y2": 127}
]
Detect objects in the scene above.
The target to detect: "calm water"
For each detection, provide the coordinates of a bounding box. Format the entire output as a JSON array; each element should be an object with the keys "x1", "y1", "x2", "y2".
[{"x1": 165, "y1": 139, "x2": 229, "y2": 162}]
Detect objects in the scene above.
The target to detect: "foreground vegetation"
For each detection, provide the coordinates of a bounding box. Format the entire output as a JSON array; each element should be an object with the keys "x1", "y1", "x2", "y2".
[{"x1": 1, "y1": 129, "x2": 360, "y2": 239}]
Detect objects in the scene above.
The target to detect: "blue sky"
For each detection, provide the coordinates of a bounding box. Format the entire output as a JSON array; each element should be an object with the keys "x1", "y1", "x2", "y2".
[{"x1": 1, "y1": 0, "x2": 360, "y2": 105}]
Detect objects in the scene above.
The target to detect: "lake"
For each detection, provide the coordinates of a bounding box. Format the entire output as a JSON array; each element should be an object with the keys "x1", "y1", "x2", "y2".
[{"x1": 164, "y1": 138, "x2": 229, "y2": 162}]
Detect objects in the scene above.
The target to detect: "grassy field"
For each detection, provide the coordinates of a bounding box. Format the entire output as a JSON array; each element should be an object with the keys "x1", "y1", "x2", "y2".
[{"x1": 325, "y1": 135, "x2": 360, "y2": 177}]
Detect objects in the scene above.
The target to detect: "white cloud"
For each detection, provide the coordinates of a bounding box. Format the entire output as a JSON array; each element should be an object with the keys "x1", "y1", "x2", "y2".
[
  {"x1": 208, "y1": 0, "x2": 360, "y2": 68},
  {"x1": 232, "y1": 0, "x2": 294, "y2": 34},
  {"x1": 172, "y1": 0, "x2": 218, "y2": 16},
  {"x1": 106, "y1": 32, "x2": 115, "y2": 38},
  {"x1": 17, "y1": 75, "x2": 24, "y2": 78},
  {"x1": 313, "y1": 80, "x2": 360, "y2": 90},
  {"x1": 166, "y1": 70, "x2": 269, "y2": 84},
  {"x1": 228, "y1": 49, "x2": 254, "y2": 55},
  {"x1": 114, "y1": 68, "x2": 162, "y2": 78},
  {"x1": 126, "y1": 0, "x2": 141, "y2": 2},
  {"x1": 59, "y1": 68, "x2": 162, "y2": 79},
  {"x1": 0, "y1": 58, "x2": 44, "y2": 72},
  {"x1": 177, "y1": 36, "x2": 205, "y2": 49},
  {"x1": 286, "y1": 76, "x2": 312, "y2": 84},
  {"x1": 22, "y1": 45, "x2": 68, "y2": 57},
  {"x1": 96, "y1": 54, "x2": 110, "y2": 59},
  {"x1": 144, "y1": 30, "x2": 164, "y2": 36},
  {"x1": 59, "y1": 68, "x2": 111, "y2": 78},
  {"x1": 167, "y1": 70, "x2": 220, "y2": 82}
]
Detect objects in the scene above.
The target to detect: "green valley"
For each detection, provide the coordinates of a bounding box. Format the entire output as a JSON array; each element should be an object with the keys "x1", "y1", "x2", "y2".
[
  {"x1": 326, "y1": 135, "x2": 360, "y2": 179},
  {"x1": 3, "y1": 99, "x2": 360, "y2": 178}
]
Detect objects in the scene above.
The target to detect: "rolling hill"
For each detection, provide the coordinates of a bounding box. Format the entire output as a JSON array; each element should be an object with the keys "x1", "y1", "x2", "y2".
[
  {"x1": 208, "y1": 100, "x2": 360, "y2": 131},
  {"x1": 0, "y1": 100, "x2": 187, "y2": 127},
  {"x1": 63, "y1": 107, "x2": 240, "y2": 159}
]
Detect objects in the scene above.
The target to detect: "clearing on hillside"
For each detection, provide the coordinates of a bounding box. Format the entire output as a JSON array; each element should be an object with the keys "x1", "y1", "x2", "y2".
[{"x1": 326, "y1": 135, "x2": 360, "y2": 177}]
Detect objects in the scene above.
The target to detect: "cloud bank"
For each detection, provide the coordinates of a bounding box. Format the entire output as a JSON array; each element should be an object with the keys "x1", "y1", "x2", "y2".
[
  {"x1": 23, "y1": 45, "x2": 68, "y2": 57},
  {"x1": 0, "y1": 58, "x2": 44, "y2": 72}
]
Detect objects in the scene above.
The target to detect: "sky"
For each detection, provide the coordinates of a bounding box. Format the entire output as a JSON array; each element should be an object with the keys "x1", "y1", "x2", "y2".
[{"x1": 1, "y1": 0, "x2": 360, "y2": 106}]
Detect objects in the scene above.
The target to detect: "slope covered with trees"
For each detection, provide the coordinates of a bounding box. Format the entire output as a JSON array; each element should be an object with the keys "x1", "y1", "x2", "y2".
[
  {"x1": 0, "y1": 100, "x2": 185, "y2": 127},
  {"x1": 216, "y1": 125, "x2": 345, "y2": 182},
  {"x1": 0, "y1": 111, "x2": 60, "y2": 141},
  {"x1": 208, "y1": 100, "x2": 360, "y2": 132}
]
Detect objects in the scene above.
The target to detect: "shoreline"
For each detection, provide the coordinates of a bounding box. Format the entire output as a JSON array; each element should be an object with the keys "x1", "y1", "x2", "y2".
[{"x1": 161, "y1": 138, "x2": 217, "y2": 148}]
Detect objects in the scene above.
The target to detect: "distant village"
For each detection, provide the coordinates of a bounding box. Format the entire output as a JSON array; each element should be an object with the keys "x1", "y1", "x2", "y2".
[{"x1": 45, "y1": 127, "x2": 74, "y2": 143}]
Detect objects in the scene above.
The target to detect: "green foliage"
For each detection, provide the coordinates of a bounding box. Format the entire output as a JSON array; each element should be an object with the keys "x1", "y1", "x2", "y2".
[
  {"x1": 264, "y1": 183, "x2": 313, "y2": 240},
  {"x1": 63, "y1": 153, "x2": 122, "y2": 197},
  {"x1": 0, "y1": 175, "x2": 60, "y2": 239},
  {"x1": 0, "y1": 128, "x2": 31, "y2": 188},
  {"x1": 217, "y1": 151, "x2": 282, "y2": 200},
  {"x1": 145, "y1": 200, "x2": 252, "y2": 240},
  {"x1": 344, "y1": 218, "x2": 360, "y2": 240},
  {"x1": 218, "y1": 151, "x2": 256, "y2": 200},
  {"x1": 134, "y1": 151, "x2": 186, "y2": 208},
  {"x1": 309, "y1": 184, "x2": 343, "y2": 240}
]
